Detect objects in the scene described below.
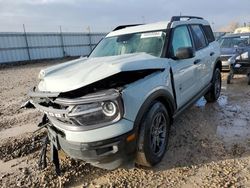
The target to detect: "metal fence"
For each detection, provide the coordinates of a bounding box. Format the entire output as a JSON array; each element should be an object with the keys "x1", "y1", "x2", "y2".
[{"x1": 0, "y1": 32, "x2": 106, "y2": 64}]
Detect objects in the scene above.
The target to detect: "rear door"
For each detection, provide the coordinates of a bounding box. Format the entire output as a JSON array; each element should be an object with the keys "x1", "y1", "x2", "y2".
[
  {"x1": 168, "y1": 25, "x2": 200, "y2": 108},
  {"x1": 189, "y1": 25, "x2": 210, "y2": 87},
  {"x1": 202, "y1": 25, "x2": 218, "y2": 82}
]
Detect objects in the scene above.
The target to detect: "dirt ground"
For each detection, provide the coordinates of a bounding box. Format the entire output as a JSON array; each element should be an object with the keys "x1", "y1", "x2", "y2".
[{"x1": 0, "y1": 60, "x2": 249, "y2": 188}]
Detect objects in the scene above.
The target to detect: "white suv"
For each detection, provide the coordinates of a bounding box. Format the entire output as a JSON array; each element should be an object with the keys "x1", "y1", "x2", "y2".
[{"x1": 26, "y1": 16, "x2": 221, "y2": 172}]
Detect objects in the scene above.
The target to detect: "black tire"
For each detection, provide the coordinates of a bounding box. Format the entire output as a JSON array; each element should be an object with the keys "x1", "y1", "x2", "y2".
[
  {"x1": 135, "y1": 101, "x2": 170, "y2": 167},
  {"x1": 248, "y1": 74, "x2": 250, "y2": 85},
  {"x1": 205, "y1": 68, "x2": 221, "y2": 102},
  {"x1": 227, "y1": 74, "x2": 231, "y2": 84}
]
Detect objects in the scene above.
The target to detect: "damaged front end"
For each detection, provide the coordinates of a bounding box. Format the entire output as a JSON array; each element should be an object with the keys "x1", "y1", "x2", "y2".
[
  {"x1": 23, "y1": 53, "x2": 168, "y2": 173},
  {"x1": 25, "y1": 68, "x2": 163, "y2": 174},
  {"x1": 27, "y1": 86, "x2": 132, "y2": 172}
]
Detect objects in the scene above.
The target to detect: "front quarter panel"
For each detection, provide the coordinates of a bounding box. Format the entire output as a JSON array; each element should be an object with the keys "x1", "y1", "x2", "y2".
[{"x1": 122, "y1": 68, "x2": 173, "y2": 122}]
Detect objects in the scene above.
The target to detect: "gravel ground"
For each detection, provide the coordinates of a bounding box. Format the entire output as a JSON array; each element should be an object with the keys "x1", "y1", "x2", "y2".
[{"x1": 0, "y1": 60, "x2": 249, "y2": 188}]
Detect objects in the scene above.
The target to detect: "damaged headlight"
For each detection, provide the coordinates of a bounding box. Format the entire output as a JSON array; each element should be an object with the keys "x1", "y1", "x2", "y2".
[{"x1": 68, "y1": 99, "x2": 123, "y2": 126}]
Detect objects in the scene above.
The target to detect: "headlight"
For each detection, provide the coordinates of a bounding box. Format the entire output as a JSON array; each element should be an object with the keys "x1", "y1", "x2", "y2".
[
  {"x1": 228, "y1": 57, "x2": 235, "y2": 65},
  {"x1": 68, "y1": 99, "x2": 122, "y2": 126},
  {"x1": 102, "y1": 101, "x2": 117, "y2": 116}
]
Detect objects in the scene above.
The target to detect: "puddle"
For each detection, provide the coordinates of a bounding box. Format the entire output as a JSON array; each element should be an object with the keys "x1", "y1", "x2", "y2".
[
  {"x1": 225, "y1": 104, "x2": 241, "y2": 113},
  {"x1": 217, "y1": 118, "x2": 250, "y2": 147},
  {"x1": 217, "y1": 95, "x2": 228, "y2": 106},
  {"x1": 0, "y1": 123, "x2": 37, "y2": 140},
  {"x1": 221, "y1": 86, "x2": 227, "y2": 90}
]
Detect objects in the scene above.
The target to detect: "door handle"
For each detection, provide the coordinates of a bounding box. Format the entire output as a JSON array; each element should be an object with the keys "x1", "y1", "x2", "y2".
[
  {"x1": 194, "y1": 59, "x2": 201, "y2": 64},
  {"x1": 210, "y1": 52, "x2": 215, "y2": 56}
]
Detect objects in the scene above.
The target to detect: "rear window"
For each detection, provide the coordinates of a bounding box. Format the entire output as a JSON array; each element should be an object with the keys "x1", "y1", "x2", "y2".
[
  {"x1": 202, "y1": 25, "x2": 215, "y2": 43},
  {"x1": 190, "y1": 25, "x2": 207, "y2": 50}
]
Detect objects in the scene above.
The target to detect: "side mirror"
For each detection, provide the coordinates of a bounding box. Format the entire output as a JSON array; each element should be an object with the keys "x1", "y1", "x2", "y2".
[{"x1": 175, "y1": 47, "x2": 195, "y2": 59}]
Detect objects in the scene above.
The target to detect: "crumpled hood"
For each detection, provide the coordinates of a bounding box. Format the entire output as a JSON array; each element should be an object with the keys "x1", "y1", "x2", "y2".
[{"x1": 38, "y1": 53, "x2": 169, "y2": 92}]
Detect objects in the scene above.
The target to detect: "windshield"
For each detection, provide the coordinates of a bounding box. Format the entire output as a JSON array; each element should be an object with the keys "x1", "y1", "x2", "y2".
[
  {"x1": 90, "y1": 31, "x2": 166, "y2": 58},
  {"x1": 220, "y1": 35, "x2": 250, "y2": 48}
]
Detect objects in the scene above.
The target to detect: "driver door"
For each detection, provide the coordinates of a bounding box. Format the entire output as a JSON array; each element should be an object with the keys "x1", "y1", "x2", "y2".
[{"x1": 168, "y1": 25, "x2": 200, "y2": 108}]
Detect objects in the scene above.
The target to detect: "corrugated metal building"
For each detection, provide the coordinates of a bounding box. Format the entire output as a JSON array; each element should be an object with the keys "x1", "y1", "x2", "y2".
[{"x1": 0, "y1": 32, "x2": 106, "y2": 64}]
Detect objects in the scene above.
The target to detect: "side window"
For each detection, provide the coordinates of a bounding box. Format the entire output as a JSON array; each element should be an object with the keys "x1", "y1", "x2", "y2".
[
  {"x1": 190, "y1": 25, "x2": 207, "y2": 50},
  {"x1": 202, "y1": 25, "x2": 215, "y2": 43},
  {"x1": 171, "y1": 25, "x2": 192, "y2": 57}
]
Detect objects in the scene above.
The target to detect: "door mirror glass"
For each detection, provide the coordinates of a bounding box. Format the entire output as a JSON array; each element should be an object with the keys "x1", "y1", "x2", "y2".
[{"x1": 175, "y1": 47, "x2": 195, "y2": 59}]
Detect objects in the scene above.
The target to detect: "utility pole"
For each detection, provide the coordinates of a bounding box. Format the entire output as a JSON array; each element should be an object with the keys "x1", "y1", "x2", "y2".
[{"x1": 23, "y1": 24, "x2": 31, "y2": 61}]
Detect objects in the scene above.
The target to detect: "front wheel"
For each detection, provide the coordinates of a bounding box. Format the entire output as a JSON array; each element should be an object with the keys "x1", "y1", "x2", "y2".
[
  {"x1": 204, "y1": 68, "x2": 221, "y2": 102},
  {"x1": 135, "y1": 101, "x2": 170, "y2": 167}
]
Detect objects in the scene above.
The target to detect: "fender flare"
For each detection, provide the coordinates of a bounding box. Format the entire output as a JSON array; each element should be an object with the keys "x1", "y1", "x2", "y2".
[
  {"x1": 133, "y1": 89, "x2": 176, "y2": 134},
  {"x1": 214, "y1": 57, "x2": 222, "y2": 72}
]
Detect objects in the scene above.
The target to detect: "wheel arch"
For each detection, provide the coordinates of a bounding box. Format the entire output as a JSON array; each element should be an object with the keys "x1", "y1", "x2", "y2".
[
  {"x1": 214, "y1": 58, "x2": 222, "y2": 72},
  {"x1": 133, "y1": 89, "x2": 176, "y2": 134}
]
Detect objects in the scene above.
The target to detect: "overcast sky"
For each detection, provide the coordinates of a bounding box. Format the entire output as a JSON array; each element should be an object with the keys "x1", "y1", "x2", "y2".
[{"x1": 0, "y1": 0, "x2": 250, "y2": 33}]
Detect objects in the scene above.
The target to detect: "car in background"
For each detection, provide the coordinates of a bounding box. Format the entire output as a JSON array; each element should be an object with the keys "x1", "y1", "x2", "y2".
[
  {"x1": 227, "y1": 49, "x2": 250, "y2": 85},
  {"x1": 219, "y1": 33, "x2": 250, "y2": 70}
]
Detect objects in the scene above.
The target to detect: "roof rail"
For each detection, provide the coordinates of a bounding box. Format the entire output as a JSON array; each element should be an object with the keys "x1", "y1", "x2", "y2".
[
  {"x1": 113, "y1": 24, "x2": 143, "y2": 31},
  {"x1": 170, "y1": 16, "x2": 203, "y2": 22}
]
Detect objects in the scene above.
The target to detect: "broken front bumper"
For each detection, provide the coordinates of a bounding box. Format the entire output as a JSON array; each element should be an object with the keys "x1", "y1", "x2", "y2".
[
  {"x1": 49, "y1": 124, "x2": 136, "y2": 170},
  {"x1": 29, "y1": 88, "x2": 135, "y2": 169}
]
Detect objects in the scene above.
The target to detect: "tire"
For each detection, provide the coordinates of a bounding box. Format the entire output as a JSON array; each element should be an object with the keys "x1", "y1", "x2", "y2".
[
  {"x1": 135, "y1": 101, "x2": 170, "y2": 167},
  {"x1": 227, "y1": 74, "x2": 231, "y2": 84},
  {"x1": 248, "y1": 74, "x2": 250, "y2": 85},
  {"x1": 205, "y1": 68, "x2": 221, "y2": 102}
]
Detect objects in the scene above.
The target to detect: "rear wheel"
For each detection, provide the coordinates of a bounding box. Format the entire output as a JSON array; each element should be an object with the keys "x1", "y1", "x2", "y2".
[
  {"x1": 205, "y1": 68, "x2": 221, "y2": 102},
  {"x1": 136, "y1": 101, "x2": 170, "y2": 167}
]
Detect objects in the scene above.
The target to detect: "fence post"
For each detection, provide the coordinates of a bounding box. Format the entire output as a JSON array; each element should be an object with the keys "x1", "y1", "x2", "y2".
[
  {"x1": 87, "y1": 26, "x2": 92, "y2": 52},
  {"x1": 59, "y1": 26, "x2": 66, "y2": 57},
  {"x1": 23, "y1": 24, "x2": 31, "y2": 61}
]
